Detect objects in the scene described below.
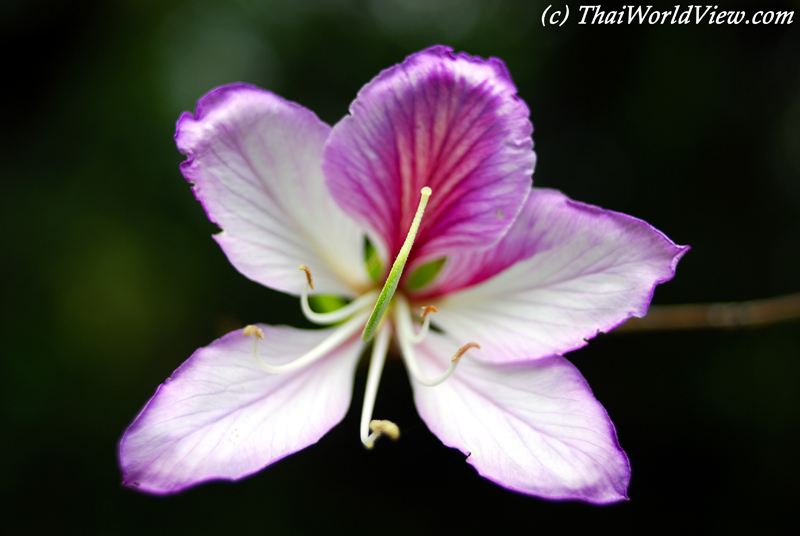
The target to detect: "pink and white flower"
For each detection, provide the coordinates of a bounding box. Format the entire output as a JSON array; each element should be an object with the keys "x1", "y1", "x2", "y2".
[{"x1": 119, "y1": 46, "x2": 687, "y2": 502}]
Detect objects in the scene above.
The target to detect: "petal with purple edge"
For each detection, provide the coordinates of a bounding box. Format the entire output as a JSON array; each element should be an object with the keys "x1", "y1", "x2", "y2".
[
  {"x1": 323, "y1": 46, "x2": 535, "y2": 266},
  {"x1": 410, "y1": 332, "x2": 630, "y2": 503},
  {"x1": 176, "y1": 83, "x2": 369, "y2": 297},
  {"x1": 423, "y1": 188, "x2": 689, "y2": 362},
  {"x1": 119, "y1": 325, "x2": 362, "y2": 494}
]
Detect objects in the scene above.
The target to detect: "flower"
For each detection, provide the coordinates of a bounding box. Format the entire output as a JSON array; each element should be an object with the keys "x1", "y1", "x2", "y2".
[{"x1": 119, "y1": 46, "x2": 687, "y2": 502}]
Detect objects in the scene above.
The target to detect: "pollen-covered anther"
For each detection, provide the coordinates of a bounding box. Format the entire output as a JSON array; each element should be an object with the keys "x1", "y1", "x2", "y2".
[
  {"x1": 298, "y1": 265, "x2": 314, "y2": 290},
  {"x1": 420, "y1": 305, "x2": 438, "y2": 318},
  {"x1": 452, "y1": 342, "x2": 480, "y2": 363},
  {"x1": 364, "y1": 419, "x2": 400, "y2": 449},
  {"x1": 243, "y1": 325, "x2": 264, "y2": 339},
  {"x1": 370, "y1": 420, "x2": 400, "y2": 440}
]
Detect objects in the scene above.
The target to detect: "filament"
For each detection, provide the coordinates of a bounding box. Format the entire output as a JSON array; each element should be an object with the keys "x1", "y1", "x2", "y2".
[
  {"x1": 360, "y1": 323, "x2": 392, "y2": 449},
  {"x1": 407, "y1": 305, "x2": 437, "y2": 344},
  {"x1": 297, "y1": 265, "x2": 379, "y2": 325},
  {"x1": 244, "y1": 311, "x2": 369, "y2": 375},
  {"x1": 394, "y1": 295, "x2": 478, "y2": 387}
]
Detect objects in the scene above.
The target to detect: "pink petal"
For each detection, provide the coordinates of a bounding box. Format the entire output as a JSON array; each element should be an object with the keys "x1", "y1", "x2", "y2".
[
  {"x1": 177, "y1": 84, "x2": 369, "y2": 297},
  {"x1": 411, "y1": 332, "x2": 630, "y2": 503},
  {"x1": 119, "y1": 325, "x2": 363, "y2": 494},
  {"x1": 422, "y1": 188, "x2": 688, "y2": 362},
  {"x1": 323, "y1": 46, "x2": 535, "y2": 267}
]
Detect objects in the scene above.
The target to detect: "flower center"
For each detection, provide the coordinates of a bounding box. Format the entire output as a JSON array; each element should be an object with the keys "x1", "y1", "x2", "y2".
[{"x1": 243, "y1": 186, "x2": 479, "y2": 450}]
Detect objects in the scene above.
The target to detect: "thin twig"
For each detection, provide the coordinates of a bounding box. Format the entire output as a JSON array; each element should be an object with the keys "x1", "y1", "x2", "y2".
[{"x1": 615, "y1": 292, "x2": 800, "y2": 332}]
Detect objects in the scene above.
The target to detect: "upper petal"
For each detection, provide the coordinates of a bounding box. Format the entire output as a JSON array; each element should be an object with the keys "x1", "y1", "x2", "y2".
[
  {"x1": 323, "y1": 46, "x2": 535, "y2": 267},
  {"x1": 119, "y1": 325, "x2": 363, "y2": 494},
  {"x1": 424, "y1": 188, "x2": 689, "y2": 362},
  {"x1": 177, "y1": 84, "x2": 369, "y2": 296},
  {"x1": 410, "y1": 332, "x2": 630, "y2": 503}
]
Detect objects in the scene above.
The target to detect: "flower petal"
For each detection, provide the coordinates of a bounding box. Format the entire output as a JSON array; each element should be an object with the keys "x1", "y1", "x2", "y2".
[
  {"x1": 323, "y1": 46, "x2": 535, "y2": 266},
  {"x1": 119, "y1": 325, "x2": 363, "y2": 494},
  {"x1": 410, "y1": 332, "x2": 630, "y2": 503},
  {"x1": 424, "y1": 188, "x2": 688, "y2": 362},
  {"x1": 177, "y1": 83, "x2": 369, "y2": 296}
]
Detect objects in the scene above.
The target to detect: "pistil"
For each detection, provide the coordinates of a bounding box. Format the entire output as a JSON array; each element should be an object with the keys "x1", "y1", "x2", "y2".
[{"x1": 362, "y1": 187, "x2": 432, "y2": 343}]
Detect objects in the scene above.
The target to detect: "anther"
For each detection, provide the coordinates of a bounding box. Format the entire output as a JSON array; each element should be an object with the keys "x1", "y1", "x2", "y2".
[
  {"x1": 364, "y1": 419, "x2": 400, "y2": 450},
  {"x1": 452, "y1": 342, "x2": 480, "y2": 362},
  {"x1": 298, "y1": 265, "x2": 314, "y2": 290},
  {"x1": 421, "y1": 305, "x2": 438, "y2": 318},
  {"x1": 243, "y1": 325, "x2": 264, "y2": 339},
  {"x1": 362, "y1": 187, "x2": 432, "y2": 343}
]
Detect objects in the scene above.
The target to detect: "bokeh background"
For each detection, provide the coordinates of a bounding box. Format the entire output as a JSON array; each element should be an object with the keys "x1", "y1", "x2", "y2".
[{"x1": 2, "y1": 0, "x2": 799, "y2": 533}]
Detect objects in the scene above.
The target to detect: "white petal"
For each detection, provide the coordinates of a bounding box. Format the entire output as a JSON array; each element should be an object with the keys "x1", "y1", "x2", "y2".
[
  {"x1": 410, "y1": 332, "x2": 630, "y2": 503},
  {"x1": 177, "y1": 84, "x2": 369, "y2": 296},
  {"x1": 429, "y1": 188, "x2": 688, "y2": 361},
  {"x1": 120, "y1": 325, "x2": 363, "y2": 494}
]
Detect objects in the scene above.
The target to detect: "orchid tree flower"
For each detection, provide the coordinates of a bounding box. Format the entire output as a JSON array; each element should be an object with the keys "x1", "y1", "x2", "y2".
[{"x1": 120, "y1": 46, "x2": 687, "y2": 502}]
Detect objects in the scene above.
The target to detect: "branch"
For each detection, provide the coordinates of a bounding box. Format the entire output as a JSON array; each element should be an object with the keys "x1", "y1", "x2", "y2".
[{"x1": 615, "y1": 292, "x2": 800, "y2": 332}]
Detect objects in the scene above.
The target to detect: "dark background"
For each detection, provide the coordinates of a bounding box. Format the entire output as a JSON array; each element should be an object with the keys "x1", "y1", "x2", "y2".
[{"x1": 2, "y1": 0, "x2": 799, "y2": 533}]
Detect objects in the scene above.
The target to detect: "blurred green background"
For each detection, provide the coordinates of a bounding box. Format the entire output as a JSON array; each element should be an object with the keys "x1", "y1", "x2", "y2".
[{"x1": 2, "y1": 0, "x2": 799, "y2": 533}]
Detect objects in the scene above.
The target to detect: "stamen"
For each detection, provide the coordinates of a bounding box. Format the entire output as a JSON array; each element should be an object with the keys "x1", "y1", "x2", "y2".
[
  {"x1": 360, "y1": 324, "x2": 392, "y2": 449},
  {"x1": 298, "y1": 265, "x2": 314, "y2": 290},
  {"x1": 362, "y1": 187, "x2": 432, "y2": 343},
  {"x1": 364, "y1": 420, "x2": 400, "y2": 450},
  {"x1": 244, "y1": 311, "x2": 369, "y2": 375},
  {"x1": 299, "y1": 265, "x2": 379, "y2": 325},
  {"x1": 407, "y1": 305, "x2": 437, "y2": 344},
  {"x1": 394, "y1": 296, "x2": 478, "y2": 387}
]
